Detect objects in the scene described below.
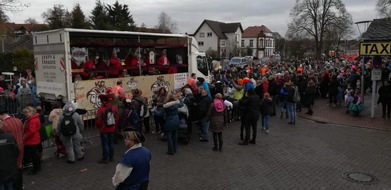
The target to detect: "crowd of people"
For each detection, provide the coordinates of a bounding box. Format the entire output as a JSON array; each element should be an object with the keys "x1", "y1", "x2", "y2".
[
  {"x1": 1, "y1": 56, "x2": 391, "y2": 190},
  {"x1": 0, "y1": 71, "x2": 41, "y2": 116}
]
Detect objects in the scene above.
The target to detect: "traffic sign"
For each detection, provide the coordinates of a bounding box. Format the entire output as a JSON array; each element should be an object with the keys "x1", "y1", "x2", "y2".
[
  {"x1": 360, "y1": 42, "x2": 391, "y2": 56},
  {"x1": 371, "y1": 69, "x2": 382, "y2": 81}
]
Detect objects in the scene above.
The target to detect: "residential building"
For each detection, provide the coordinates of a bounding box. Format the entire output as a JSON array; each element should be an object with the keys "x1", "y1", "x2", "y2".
[
  {"x1": 242, "y1": 25, "x2": 275, "y2": 58},
  {"x1": 193, "y1": 19, "x2": 243, "y2": 58}
]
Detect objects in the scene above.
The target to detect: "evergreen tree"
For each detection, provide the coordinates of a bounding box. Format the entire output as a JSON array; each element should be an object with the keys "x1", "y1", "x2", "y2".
[
  {"x1": 42, "y1": 4, "x2": 71, "y2": 29},
  {"x1": 90, "y1": 0, "x2": 111, "y2": 30},
  {"x1": 106, "y1": 1, "x2": 136, "y2": 31},
  {"x1": 71, "y1": 3, "x2": 90, "y2": 29}
]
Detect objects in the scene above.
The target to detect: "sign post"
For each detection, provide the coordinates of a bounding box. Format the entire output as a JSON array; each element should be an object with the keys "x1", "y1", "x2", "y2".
[{"x1": 359, "y1": 43, "x2": 390, "y2": 118}]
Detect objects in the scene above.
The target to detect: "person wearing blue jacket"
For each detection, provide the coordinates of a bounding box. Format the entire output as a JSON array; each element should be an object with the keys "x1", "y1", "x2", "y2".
[
  {"x1": 112, "y1": 129, "x2": 151, "y2": 190},
  {"x1": 154, "y1": 94, "x2": 183, "y2": 155}
]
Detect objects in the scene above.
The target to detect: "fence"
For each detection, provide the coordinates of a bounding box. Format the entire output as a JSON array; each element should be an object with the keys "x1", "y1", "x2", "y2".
[{"x1": 0, "y1": 94, "x2": 19, "y2": 115}]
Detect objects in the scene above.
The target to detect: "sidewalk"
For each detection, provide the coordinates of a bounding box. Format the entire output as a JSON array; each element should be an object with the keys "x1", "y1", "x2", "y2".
[{"x1": 298, "y1": 92, "x2": 390, "y2": 131}]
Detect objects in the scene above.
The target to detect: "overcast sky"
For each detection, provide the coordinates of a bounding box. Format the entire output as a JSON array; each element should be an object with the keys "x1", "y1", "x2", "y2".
[{"x1": 8, "y1": 0, "x2": 378, "y2": 37}]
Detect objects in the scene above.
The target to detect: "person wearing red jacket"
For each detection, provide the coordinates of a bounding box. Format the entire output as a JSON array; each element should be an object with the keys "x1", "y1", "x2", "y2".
[
  {"x1": 96, "y1": 94, "x2": 119, "y2": 164},
  {"x1": 22, "y1": 106, "x2": 41, "y2": 175},
  {"x1": 80, "y1": 59, "x2": 95, "y2": 80},
  {"x1": 157, "y1": 50, "x2": 170, "y2": 66},
  {"x1": 109, "y1": 51, "x2": 122, "y2": 78}
]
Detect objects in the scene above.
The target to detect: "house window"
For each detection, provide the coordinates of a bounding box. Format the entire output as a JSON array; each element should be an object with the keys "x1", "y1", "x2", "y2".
[
  {"x1": 235, "y1": 34, "x2": 239, "y2": 42},
  {"x1": 241, "y1": 40, "x2": 244, "y2": 47},
  {"x1": 199, "y1": 32, "x2": 205, "y2": 38},
  {"x1": 198, "y1": 41, "x2": 204, "y2": 46},
  {"x1": 259, "y1": 39, "x2": 265, "y2": 48},
  {"x1": 250, "y1": 40, "x2": 254, "y2": 47},
  {"x1": 220, "y1": 40, "x2": 226, "y2": 47},
  {"x1": 207, "y1": 32, "x2": 212, "y2": 37}
]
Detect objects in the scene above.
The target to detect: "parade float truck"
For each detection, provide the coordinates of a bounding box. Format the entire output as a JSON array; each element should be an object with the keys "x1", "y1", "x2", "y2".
[{"x1": 33, "y1": 28, "x2": 210, "y2": 118}]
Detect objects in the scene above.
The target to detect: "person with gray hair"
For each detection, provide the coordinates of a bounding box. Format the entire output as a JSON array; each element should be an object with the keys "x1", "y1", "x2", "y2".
[{"x1": 57, "y1": 101, "x2": 84, "y2": 163}]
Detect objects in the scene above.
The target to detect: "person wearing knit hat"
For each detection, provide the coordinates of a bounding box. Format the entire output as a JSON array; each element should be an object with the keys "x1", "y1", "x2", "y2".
[{"x1": 207, "y1": 93, "x2": 227, "y2": 152}]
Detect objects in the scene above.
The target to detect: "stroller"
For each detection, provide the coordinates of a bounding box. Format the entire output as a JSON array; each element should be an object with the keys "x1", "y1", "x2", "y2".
[
  {"x1": 158, "y1": 100, "x2": 191, "y2": 144},
  {"x1": 177, "y1": 112, "x2": 190, "y2": 144},
  {"x1": 53, "y1": 135, "x2": 67, "y2": 158}
]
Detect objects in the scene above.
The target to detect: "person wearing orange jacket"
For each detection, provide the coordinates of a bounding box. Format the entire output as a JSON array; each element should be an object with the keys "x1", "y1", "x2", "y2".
[
  {"x1": 96, "y1": 94, "x2": 119, "y2": 164},
  {"x1": 22, "y1": 106, "x2": 41, "y2": 175}
]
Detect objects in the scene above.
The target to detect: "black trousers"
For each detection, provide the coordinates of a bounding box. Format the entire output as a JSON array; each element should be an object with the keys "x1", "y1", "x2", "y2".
[
  {"x1": 212, "y1": 132, "x2": 223, "y2": 148},
  {"x1": 381, "y1": 102, "x2": 391, "y2": 117},
  {"x1": 24, "y1": 145, "x2": 41, "y2": 172},
  {"x1": 12, "y1": 169, "x2": 23, "y2": 190},
  {"x1": 245, "y1": 118, "x2": 258, "y2": 141}
]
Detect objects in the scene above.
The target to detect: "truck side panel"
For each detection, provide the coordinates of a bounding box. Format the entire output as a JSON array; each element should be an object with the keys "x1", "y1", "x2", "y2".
[{"x1": 34, "y1": 31, "x2": 68, "y2": 100}]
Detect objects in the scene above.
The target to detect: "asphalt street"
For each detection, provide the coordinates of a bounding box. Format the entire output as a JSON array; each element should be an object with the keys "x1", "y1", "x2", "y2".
[{"x1": 23, "y1": 114, "x2": 391, "y2": 190}]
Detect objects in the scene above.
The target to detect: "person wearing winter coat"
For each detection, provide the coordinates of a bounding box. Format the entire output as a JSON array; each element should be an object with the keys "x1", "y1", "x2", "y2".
[
  {"x1": 48, "y1": 102, "x2": 63, "y2": 134},
  {"x1": 279, "y1": 83, "x2": 289, "y2": 119},
  {"x1": 57, "y1": 101, "x2": 84, "y2": 163},
  {"x1": 239, "y1": 88, "x2": 260, "y2": 145},
  {"x1": 268, "y1": 75, "x2": 279, "y2": 116},
  {"x1": 328, "y1": 74, "x2": 340, "y2": 107},
  {"x1": 96, "y1": 94, "x2": 119, "y2": 163},
  {"x1": 154, "y1": 94, "x2": 183, "y2": 155},
  {"x1": 152, "y1": 87, "x2": 167, "y2": 134},
  {"x1": 0, "y1": 109, "x2": 24, "y2": 190},
  {"x1": 377, "y1": 81, "x2": 391, "y2": 119},
  {"x1": 0, "y1": 129, "x2": 19, "y2": 190},
  {"x1": 286, "y1": 81, "x2": 298, "y2": 125},
  {"x1": 112, "y1": 129, "x2": 151, "y2": 190},
  {"x1": 22, "y1": 106, "x2": 41, "y2": 175},
  {"x1": 302, "y1": 80, "x2": 316, "y2": 115},
  {"x1": 197, "y1": 89, "x2": 212, "y2": 142},
  {"x1": 207, "y1": 93, "x2": 227, "y2": 152},
  {"x1": 260, "y1": 93, "x2": 273, "y2": 134}
]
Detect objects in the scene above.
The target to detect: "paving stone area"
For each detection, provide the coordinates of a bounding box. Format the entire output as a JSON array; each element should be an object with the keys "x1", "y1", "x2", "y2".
[{"x1": 23, "y1": 114, "x2": 391, "y2": 190}]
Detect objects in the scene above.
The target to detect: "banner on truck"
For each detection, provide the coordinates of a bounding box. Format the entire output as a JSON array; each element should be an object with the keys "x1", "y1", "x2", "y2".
[{"x1": 75, "y1": 74, "x2": 189, "y2": 111}]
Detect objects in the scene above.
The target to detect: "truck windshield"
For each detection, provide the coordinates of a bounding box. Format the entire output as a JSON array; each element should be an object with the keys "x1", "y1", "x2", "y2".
[{"x1": 197, "y1": 55, "x2": 208, "y2": 76}]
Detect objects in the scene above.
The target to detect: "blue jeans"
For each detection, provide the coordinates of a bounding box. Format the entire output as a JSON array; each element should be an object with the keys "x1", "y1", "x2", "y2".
[
  {"x1": 0, "y1": 180, "x2": 13, "y2": 190},
  {"x1": 100, "y1": 133, "x2": 115, "y2": 161},
  {"x1": 262, "y1": 115, "x2": 270, "y2": 129},
  {"x1": 287, "y1": 102, "x2": 297, "y2": 123},
  {"x1": 200, "y1": 117, "x2": 210, "y2": 140},
  {"x1": 166, "y1": 130, "x2": 177, "y2": 154}
]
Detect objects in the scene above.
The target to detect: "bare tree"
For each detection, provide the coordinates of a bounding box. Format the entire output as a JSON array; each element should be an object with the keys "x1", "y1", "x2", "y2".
[
  {"x1": 286, "y1": 0, "x2": 352, "y2": 58},
  {"x1": 0, "y1": 0, "x2": 29, "y2": 13},
  {"x1": 376, "y1": 0, "x2": 391, "y2": 17},
  {"x1": 25, "y1": 18, "x2": 38, "y2": 24},
  {"x1": 155, "y1": 11, "x2": 177, "y2": 33},
  {"x1": 42, "y1": 4, "x2": 71, "y2": 29}
]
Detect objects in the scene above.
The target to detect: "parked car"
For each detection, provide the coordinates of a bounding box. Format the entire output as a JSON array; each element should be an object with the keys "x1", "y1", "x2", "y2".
[{"x1": 229, "y1": 57, "x2": 247, "y2": 68}]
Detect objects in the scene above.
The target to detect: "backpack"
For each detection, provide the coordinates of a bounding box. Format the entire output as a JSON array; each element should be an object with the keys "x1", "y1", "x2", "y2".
[
  {"x1": 293, "y1": 86, "x2": 301, "y2": 103},
  {"x1": 60, "y1": 112, "x2": 77, "y2": 136},
  {"x1": 105, "y1": 106, "x2": 116, "y2": 127},
  {"x1": 134, "y1": 98, "x2": 148, "y2": 118},
  {"x1": 127, "y1": 109, "x2": 139, "y2": 126}
]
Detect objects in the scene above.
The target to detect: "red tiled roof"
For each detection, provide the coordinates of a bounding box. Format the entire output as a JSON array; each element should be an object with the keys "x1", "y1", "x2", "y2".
[
  {"x1": 243, "y1": 25, "x2": 272, "y2": 38},
  {"x1": 5, "y1": 23, "x2": 46, "y2": 32}
]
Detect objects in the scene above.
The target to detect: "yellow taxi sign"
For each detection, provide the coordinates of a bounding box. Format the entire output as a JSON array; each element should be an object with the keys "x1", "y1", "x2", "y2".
[{"x1": 360, "y1": 42, "x2": 391, "y2": 56}]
